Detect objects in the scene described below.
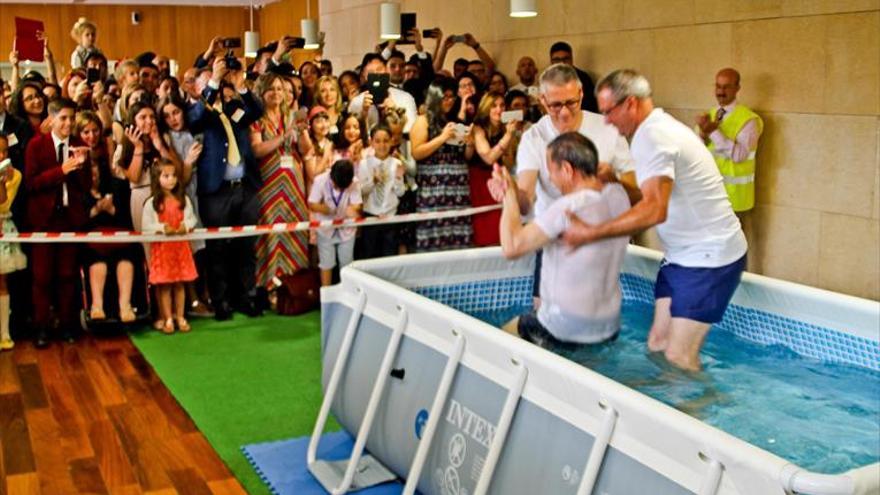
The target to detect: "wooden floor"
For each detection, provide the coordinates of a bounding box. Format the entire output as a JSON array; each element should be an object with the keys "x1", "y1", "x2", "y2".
[{"x1": 0, "y1": 333, "x2": 248, "y2": 495}]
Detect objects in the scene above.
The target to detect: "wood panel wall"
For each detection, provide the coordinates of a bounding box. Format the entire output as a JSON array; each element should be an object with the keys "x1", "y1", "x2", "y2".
[
  {"x1": 257, "y1": 0, "x2": 322, "y2": 69},
  {"x1": 0, "y1": 4, "x2": 251, "y2": 76}
]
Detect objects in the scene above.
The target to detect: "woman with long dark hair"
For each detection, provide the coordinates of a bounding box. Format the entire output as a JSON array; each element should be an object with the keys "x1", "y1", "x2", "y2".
[{"x1": 410, "y1": 78, "x2": 474, "y2": 251}]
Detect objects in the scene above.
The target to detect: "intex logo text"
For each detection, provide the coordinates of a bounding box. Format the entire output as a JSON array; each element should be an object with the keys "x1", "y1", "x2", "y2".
[{"x1": 444, "y1": 399, "x2": 496, "y2": 449}]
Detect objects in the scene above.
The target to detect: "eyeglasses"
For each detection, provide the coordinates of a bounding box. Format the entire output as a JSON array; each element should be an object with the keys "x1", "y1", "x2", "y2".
[
  {"x1": 600, "y1": 96, "x2": 630, "y2": 117},
  {"x1": 544, "y1": 98, "x2": 580, "y2": 114}
]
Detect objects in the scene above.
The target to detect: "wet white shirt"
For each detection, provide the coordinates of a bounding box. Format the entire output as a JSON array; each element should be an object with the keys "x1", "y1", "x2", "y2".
[{"x1": 533, "y1": 183, "x2": 631, "y2": 343}]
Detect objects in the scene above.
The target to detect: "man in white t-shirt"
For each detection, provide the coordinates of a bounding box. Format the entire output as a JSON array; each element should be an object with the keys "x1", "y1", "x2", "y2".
[
  {"x1": 347, "y1": 53, "x2": 418, "y2": 134},
  {"x1": 489, "y1": 63, "x2": 638, "y2": 306},
  {"x1": 564, "y1": 69, "x2": 747, "y2": 371},
  {"x1": 498, "y1": 133, "x2": 630, "y2": 346}
]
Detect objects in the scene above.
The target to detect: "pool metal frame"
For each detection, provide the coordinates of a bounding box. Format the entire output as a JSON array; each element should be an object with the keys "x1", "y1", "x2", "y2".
[{"x1": 310, "y1": 245, "x2": 880, "y2": 495}]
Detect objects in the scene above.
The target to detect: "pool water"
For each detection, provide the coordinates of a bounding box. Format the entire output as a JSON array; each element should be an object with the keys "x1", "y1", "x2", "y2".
[{"x1": 470, "y1": 301, "x2": 880, "y2": 474}]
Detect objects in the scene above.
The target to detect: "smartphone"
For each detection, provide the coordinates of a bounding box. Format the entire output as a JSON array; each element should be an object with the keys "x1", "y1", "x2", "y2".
[
  {"x1": 86, "y1": 67, "x2": 101, "y2": 84},
  {"x1": 399, "y1": 13, "x2": 416, "y2": 43},
  {"x1": 451, "y1": 34, "x2": 467, "y2": 43},
  {"x1": 447, "y1": 123, "x2": 469, "y2": 146},
  {"x1": 422, "y1": 28, "x2": 438, "y2": 39},
  {"x1": 284, "y1": 36, "x2": 306, "y2": 49},
  {"x1": 222, "y1": 37, "x2": 242, "y2": 49},
  {"x1": 501, "y1": 110, "x2": 523, "y2": 124},
  {"x1": 294, "y1": 107, "x2": 308, "y2": 122},
  {"x1": 0, "y1": 158, "x2": 11, "y2": 174},
  {"x1": 367, "y1": 73, "x2": 390, "y2": 104}
]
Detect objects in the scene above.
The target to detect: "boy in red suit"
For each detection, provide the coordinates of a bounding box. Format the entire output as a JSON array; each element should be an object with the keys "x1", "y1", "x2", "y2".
[{"x1": 25, "y1": 98, "x2": 91, "y2": 348}]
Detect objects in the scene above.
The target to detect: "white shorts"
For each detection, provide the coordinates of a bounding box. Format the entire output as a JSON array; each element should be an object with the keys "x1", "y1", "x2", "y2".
[{"x1": 317, "y1": 237, "x2": 355, "y2": 270}]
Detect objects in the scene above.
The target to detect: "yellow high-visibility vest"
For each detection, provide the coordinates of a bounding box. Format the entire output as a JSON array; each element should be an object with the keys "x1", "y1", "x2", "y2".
[{"x1": 707, "y1": 105, "x2": 763, "y2": 212}]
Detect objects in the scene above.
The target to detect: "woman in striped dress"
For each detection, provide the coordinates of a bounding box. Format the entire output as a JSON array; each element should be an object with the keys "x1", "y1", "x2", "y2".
[
  {"x1": 410, "y1": 78, "x2": 474, "y2": 252},
  {"x1": 249, "y1": 73, "x2": 313, "y2": 290}
]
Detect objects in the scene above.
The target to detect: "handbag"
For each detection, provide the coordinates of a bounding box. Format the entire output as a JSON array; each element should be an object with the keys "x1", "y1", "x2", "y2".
[{"x1": 276, "y1": 268, "x2": 321, "y2": 315}]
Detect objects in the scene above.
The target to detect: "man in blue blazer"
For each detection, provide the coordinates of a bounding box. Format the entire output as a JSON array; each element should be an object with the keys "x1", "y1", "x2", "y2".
[{"x1": 187, "y1": 58, "x2": 263, "y2": 320}]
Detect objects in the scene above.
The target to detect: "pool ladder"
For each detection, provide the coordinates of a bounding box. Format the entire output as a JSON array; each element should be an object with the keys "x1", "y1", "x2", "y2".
[
  {"x1": 307, "y1": 289, "x2": 403, "y2": 495},
  {"x1": 307, "y1": 288, "x2": 531, "y2": 495}
]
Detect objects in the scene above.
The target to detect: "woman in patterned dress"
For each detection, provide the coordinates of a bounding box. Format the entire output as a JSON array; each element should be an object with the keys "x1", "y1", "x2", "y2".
[
  {"x1": 249, "y1": 73, "x2": 313, "y2": 291},
  {"x1": 410, "y1": 78, "x2": 474, "y2": 252}
]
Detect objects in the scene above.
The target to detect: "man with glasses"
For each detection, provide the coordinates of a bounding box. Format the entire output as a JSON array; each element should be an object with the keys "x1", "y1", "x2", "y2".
[
  {"x1": 563, "y1": 69, "x2": 747, "y2": 372},
  {"x1": 549, "y1": 41, "x2": 598, "y2": 113},
  {"x1": 489, "y1": 63, "x2": 636, "y2": 306}
]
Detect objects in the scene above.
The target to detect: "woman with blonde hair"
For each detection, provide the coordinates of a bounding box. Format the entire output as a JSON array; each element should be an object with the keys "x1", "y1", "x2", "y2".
[
  {"x1": 314, "y1": 75, "x2": 344, "y2": 133},
  {"x1": 250, "y1": 72, "x2": 313, "y2": 294}
]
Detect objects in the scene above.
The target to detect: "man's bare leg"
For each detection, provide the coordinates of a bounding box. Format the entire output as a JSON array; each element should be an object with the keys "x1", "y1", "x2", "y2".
[
  {"x1": 502, "y1": 317, "x2": 520, "y2": 336},
  {"x1": 647, "y1": 297, "x2": 672, "y2": 352},
  {"x1": 663, "y1": 317, "x2": 712, "y2": 371}
]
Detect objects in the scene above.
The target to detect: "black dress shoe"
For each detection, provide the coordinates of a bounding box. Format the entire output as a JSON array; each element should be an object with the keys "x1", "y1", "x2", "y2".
[
  {"x1": 61, "y1": 329, "x2": 78, "y2": 344},
  {"x1": 34, "y1": 330, "x2": 50, "y2": 349},
  {"x1": 214, "y1": 301, "x2": 233, "y2": 321},
  {"x1": 240, "y1": 298, "x2": 263, "y2": 318}
]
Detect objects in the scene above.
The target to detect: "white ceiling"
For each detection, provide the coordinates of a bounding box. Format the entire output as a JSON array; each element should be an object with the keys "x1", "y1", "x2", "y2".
[{"x1": 1, "y1": 0, "x2": 280, "y2": 5}]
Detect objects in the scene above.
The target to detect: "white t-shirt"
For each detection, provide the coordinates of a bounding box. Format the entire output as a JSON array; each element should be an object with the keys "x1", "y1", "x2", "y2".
[
  {"x1": 631, "y1": 108, "x2": 747, "y2": 267},
  {"x1": 348, "y1": 87, "x2": 418, "y2": 134},
  {"x1": 308, "y1": 171, "x2": 362, "y2": 242},
  {"x1": 357, "y1": 155, "x2": 405, "y2": 216},
  {"x1": 533, "y1": 183, "x2": 631, "y2": 343},
  {"x1": 517, "y1": 111, "x2": 634, "y2": 218}
]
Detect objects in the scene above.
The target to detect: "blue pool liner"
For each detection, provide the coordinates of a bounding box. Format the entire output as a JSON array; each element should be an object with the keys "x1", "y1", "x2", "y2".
[{"x1": 241, "y1": 430, "x2": 404, "y2": 495}]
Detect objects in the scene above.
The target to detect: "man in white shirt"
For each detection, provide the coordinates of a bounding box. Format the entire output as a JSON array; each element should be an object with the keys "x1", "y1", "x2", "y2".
[
  {"x1": 348, "y1": 53, "x2": 418, "y2": 134},
  {"x1": 498, "y1": 133, "x2": 630, "y2": 346},
  {"x1": 489, "y1": 63, "x2": 638, "y2": 305},
  {"x1": 564, "y1": 69, "x2": 747, "y2": 371}
]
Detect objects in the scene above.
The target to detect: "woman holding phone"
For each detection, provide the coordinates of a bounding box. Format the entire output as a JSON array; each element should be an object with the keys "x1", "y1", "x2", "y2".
[
  {"x1": 470, "y1": 93, "x2": 520, "y2": 246},
  {"x1": 410, "y1": 78, "x2": 474, "y2": 252},
  {"x1": 76, "y1": 111, "x2": 138, "y2": 323},
  {"x1": 250, "y1": 73, "x2": 313, "y2": 295}
]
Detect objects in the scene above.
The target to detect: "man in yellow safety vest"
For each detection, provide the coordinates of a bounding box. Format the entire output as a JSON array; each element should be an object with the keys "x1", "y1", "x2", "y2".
[{"x1": 696, "y1": 68, "x2": 762, "y2": 267}]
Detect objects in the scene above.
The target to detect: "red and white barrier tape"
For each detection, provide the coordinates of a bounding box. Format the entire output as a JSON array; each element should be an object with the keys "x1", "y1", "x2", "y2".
[{"x1": 0, "y1": 204, "x2": 502, "y2": 243}]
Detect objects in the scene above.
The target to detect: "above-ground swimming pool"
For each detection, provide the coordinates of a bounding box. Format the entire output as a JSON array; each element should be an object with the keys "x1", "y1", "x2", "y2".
[{"x1": 313, "y1": 246, "x2": 880, "y2": 495}]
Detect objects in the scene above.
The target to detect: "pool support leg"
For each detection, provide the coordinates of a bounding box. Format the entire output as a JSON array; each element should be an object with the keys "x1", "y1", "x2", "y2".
[
  {"x1": 473, "y1": 358, "x2": 528, "y2": 495},
  {"x1": 402, "y1": 329, "x2": 466, "y2": 495}
]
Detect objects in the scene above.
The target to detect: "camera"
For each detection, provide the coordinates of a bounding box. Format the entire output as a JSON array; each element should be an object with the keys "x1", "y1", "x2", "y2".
[{"x1": 224, "y1": 52, "x2": 243, "y2": 71}]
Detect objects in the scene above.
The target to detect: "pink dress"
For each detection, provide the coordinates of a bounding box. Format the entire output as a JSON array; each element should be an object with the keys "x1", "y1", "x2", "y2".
[{"x1": 148, "y1": 197, "x2": 198, "y2": 284}]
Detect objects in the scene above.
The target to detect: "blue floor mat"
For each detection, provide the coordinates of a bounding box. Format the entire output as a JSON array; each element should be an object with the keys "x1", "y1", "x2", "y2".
[{"x1": 241, "y1": 430, "x2": 404, "y2": 495}]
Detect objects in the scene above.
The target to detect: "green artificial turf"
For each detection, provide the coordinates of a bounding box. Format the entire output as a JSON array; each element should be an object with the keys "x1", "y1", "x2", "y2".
[{"x1": 129, "y1": 311, "x2": 338, "y2": 495}]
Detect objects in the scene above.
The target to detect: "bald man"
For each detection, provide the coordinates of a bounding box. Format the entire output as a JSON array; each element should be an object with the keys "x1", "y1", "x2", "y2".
[
  {"x1": 511, "y1": 56, "x2": 539, "y2": 94},
  {"x1": 696, "y1": 68, "x2": 763, "y2": 263}
]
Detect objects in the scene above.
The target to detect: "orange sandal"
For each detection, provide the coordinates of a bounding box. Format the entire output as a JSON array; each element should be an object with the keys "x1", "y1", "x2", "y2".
[
  {"x1": 161, "y1": 318, "x2": 175, "y2": 335},
  {"x1": 176, "y1": 318, "x2": 191, "y2": 333}
]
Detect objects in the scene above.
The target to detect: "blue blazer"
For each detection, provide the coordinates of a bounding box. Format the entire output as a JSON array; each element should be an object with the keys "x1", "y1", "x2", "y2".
[{"x1": 186, "y1": 85, "x2": 263, "y2": 195}]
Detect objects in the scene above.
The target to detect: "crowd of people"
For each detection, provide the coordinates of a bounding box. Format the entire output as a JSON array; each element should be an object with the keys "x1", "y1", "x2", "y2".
[{"x1": 0, "y1": 17, "x2": 763, "y2": 371}]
